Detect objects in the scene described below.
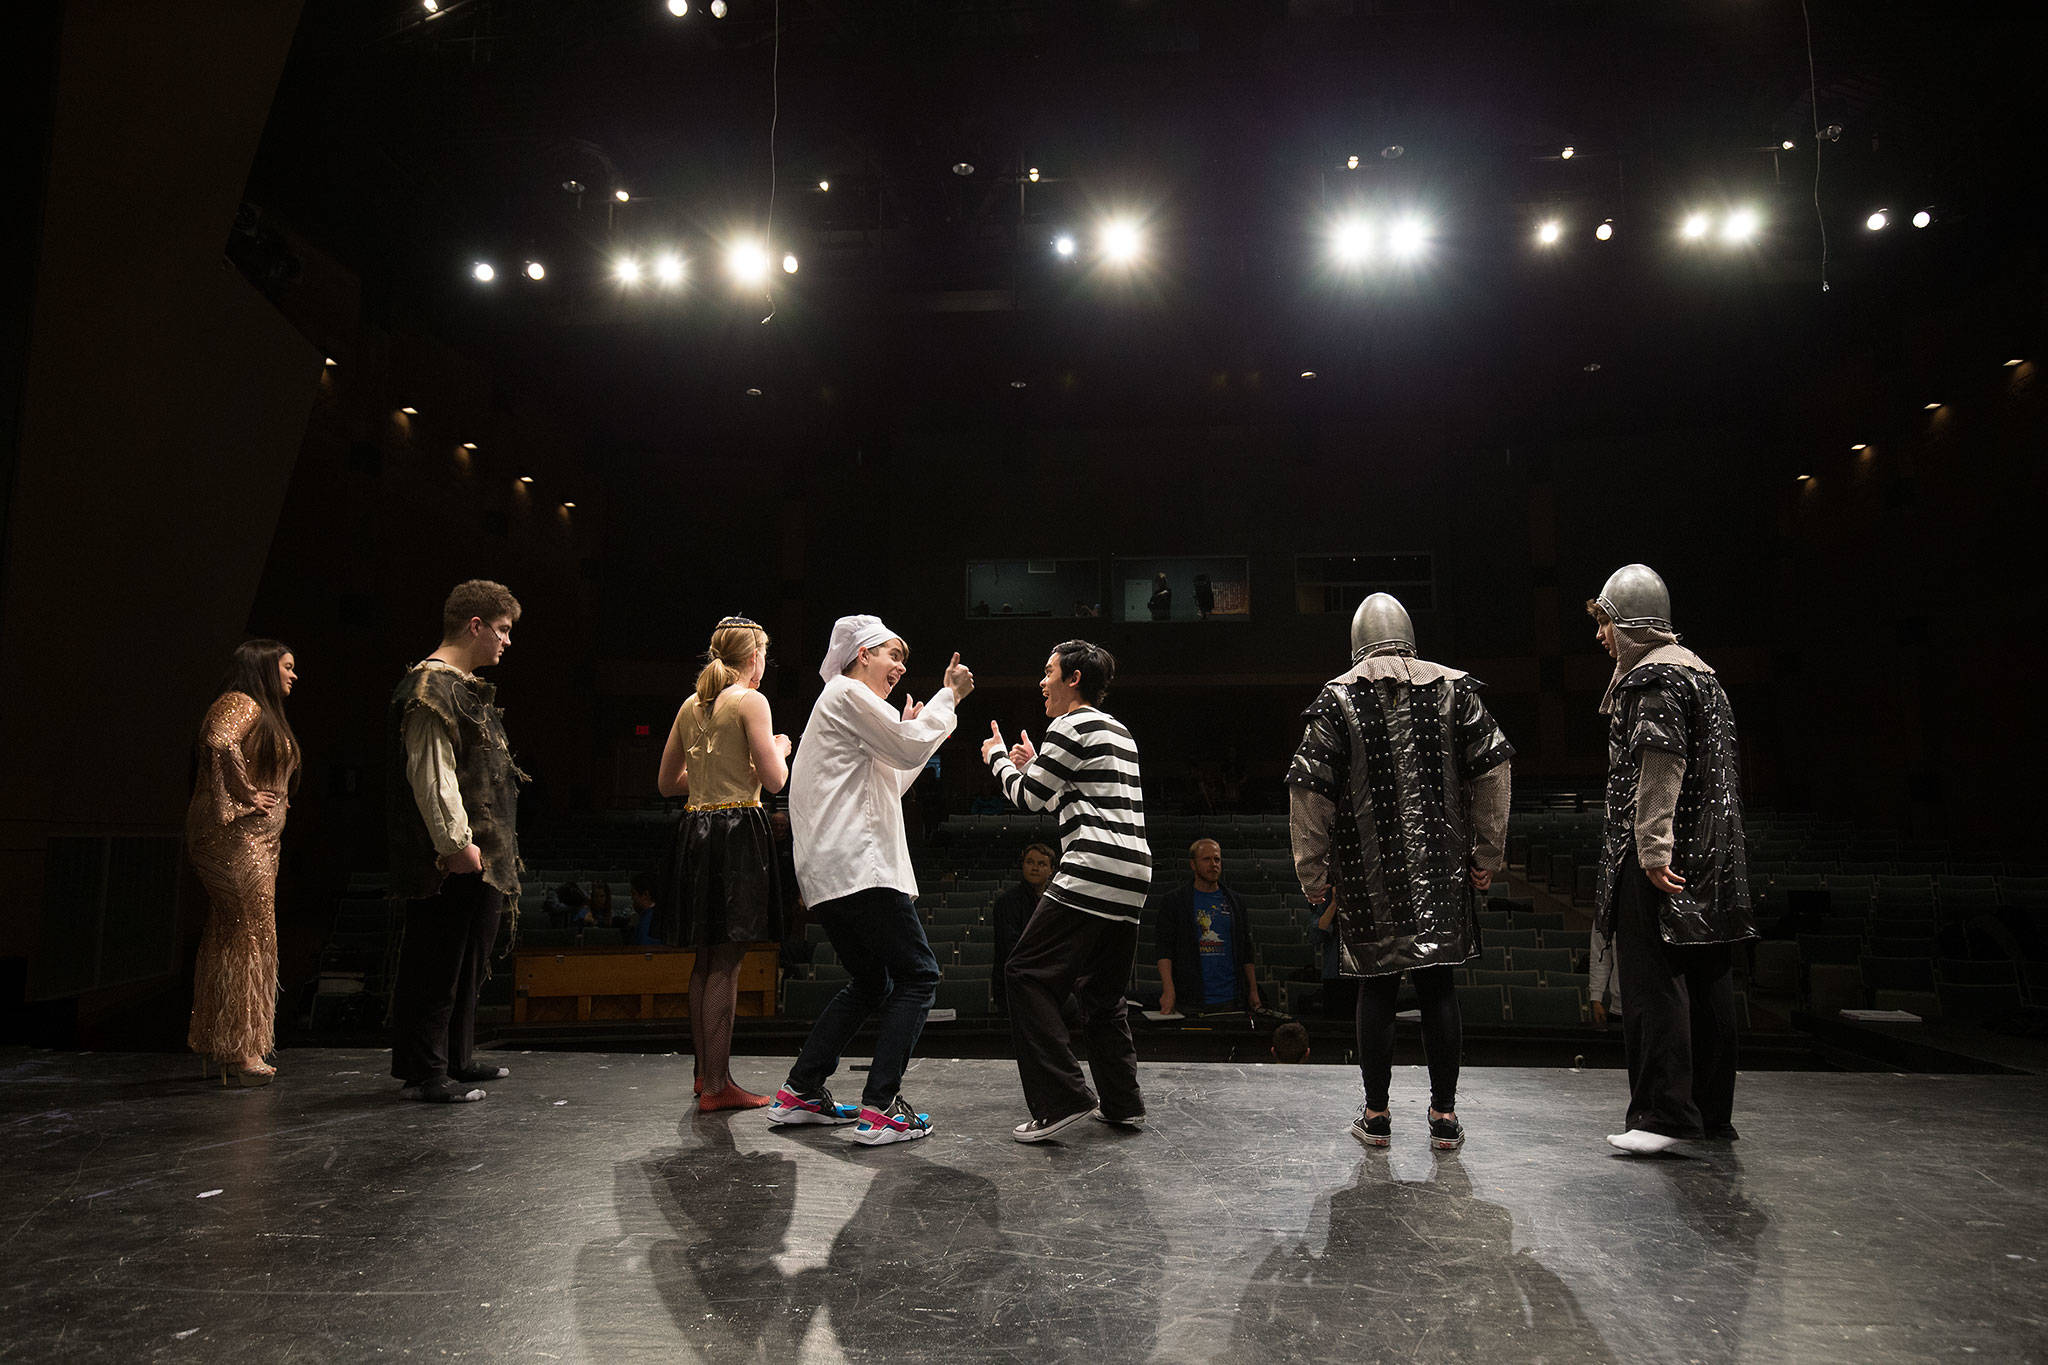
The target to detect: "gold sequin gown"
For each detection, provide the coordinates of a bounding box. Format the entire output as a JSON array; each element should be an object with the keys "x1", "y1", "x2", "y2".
[{"x1": 185, "y1": 693, "x2": 295, "y2": 1064}]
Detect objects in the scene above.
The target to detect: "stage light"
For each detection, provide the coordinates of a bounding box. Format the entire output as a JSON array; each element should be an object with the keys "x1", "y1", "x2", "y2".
[
  {"x1": 952, "y1": 162, "x2": 975, "y2": 177},
  {"x1": 709, "y1": 0, "x2": 726, "y2": 14},
  {"x1": 323, "y1": 357, "x2": 336, "y2": 366},
  {"x1": 525, "y1": 261, "x2": 546, "y2": 280},
  {"x1": 1682, "y1": 213, "x2": 1709, "y2": 240},
  {"x1": 1797, "y1": 474, "x2": 1812, "y2": 483},
  {"x1": 423, "y1": 0, "x2": 439, "y2": 12},
  {"x1": 1010, "y1": 380, "x2": 1028, "y2": 389},
  {"x1": 518, "y1": 475, "x2": 534, "y2": 484},
  {"x1": 1101, "y1": 219, "x2": 1142, "y2": 264},
  {"x1": 1866, "y1": 210, "x2": 1889, "y2": 231},
  {"x1": 817, "y1": 179, "x2": 829, "y2": 192},
  {"x1": 1388, "y1": 216, "x2": 1427, "y2": 258},
  {"x1": 561, "y1": 501, "x2": 576, "y2": 509},
  {"x1": 472, "y1": 261, "x2": 496, "y2": 282},
  {"x1": 781, "y1": 253, "x2": 799, "y2": 274},
  {"x1": 1537, "y1": 220, "x2": 1562, "y2": 245},
  {"x1": 1381, "y1": 145, "x2": 1404, "y2": 160},
  {"x1": 655, "y1": 253, "x2": 684, "y2": 285},
  {"x1": 614, "y1": 189, "x2": 631, "y2": 204},
  {"x1": 1299, "y1": 371, "x2": 1317, "y2": 380},
  {"x1": 1912, "y1": 209, "x2": 1932, "y2": 229},
  {"x1": 1053, "y1": 233, "x2": 1077, "y2": 258},
  {"x1": 400, "y1": 406, "x2": 418, "y2": 416},
  {"x1": 1561, "y1": 146, "x2": 1575, "y2": 160},
  {"x1": 1331, "y1": 218, "x2": 1372, "y2": 265},
  {"x1": 614, "y1": 257, "x2": 642, "y2": 285},
  {"x1": 1924, "y1": 402, "x2": 1941, "y2": 410},
  {"x1": 745, "y1": 387, "x2": 763, "y2": 397},
  {"x1": 726, "y1": 240, "x2": 770, "y2": 285},
  {"x1": 1722, "y1": 208, "x2": 1758, "y2": 243},
  {"x1": 461, "y1": 442, "x2": 478, "y2": 451},
  {"x1": 1028, "y1": 167, "x2": 1040, "y2": 183},
  {"x1": 1346, "y1": 154, "x2": 1359, "y2": 170},
  {"x1": 2007, "y1": 358, "x2": 2026, "y2": 367},
  {"x1": 1595, "y1": 220, "x2": 1614, "y2": 241},
  {"x1": 1850, "y1": 443, "x2": 1867, "y2": 451},
  {"x1": 1782, "y1": 139, "x2": 1796, "y2": 150},
  {"x1": 668, "y1": 0, "x2": 688, "y2": 13}
]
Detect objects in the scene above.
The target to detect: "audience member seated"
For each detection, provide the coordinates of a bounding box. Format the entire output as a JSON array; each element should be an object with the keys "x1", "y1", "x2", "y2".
[
  {"x1": 1271, "y1": 1020, "x2": 1310, "y2": 1063},
  {"x1": 545, "y1": 880, "x2": 592, "y2": 929},
  {"x1": 991, "y1": 843, "x2": 1056, "y2": 1014},
  {"x1": 588, "y1": 880, "x2": 615, "y2": 930},
  {"x1": 1153, "y1": 838, "x2": 1262, "y2": 1015},
  {"x1": 626, "y1": 871, "x2": 659, "y2": 946}
]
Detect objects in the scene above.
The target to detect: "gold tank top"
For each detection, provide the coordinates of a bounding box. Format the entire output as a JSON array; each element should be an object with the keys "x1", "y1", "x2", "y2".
[{"x1": 673, "y1": 688, "x2": 764, "y2": 809}]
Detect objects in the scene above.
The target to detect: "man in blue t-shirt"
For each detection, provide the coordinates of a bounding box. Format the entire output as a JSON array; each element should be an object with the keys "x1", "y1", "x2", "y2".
[{"x1": 1152, "y1": 839, "x2": 1262, "y2": 1015}]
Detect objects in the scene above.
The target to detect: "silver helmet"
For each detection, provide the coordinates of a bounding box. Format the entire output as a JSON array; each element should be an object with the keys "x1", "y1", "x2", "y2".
[
  {"x1": 1595, "y1": 564, "x2": 1672, "y2": 630},
  {"x1": 1350, "y1": 592, "x2": 1416, "y2": 660}
]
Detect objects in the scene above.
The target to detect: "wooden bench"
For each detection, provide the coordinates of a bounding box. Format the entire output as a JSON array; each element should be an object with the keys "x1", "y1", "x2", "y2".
[{"x1": 512, "y1": 945, "x2": 777, "y2": 1024}]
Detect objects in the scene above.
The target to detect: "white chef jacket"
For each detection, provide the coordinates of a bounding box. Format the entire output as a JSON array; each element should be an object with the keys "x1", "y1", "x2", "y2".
[{"x1": 789, "y1": 674, "x2": 958, "y2": 907}]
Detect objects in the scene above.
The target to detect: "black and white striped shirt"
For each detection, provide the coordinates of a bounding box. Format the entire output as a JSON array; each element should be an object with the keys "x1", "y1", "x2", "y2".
[{"x1": 987, "y1": 708, "x2": 1151, "y2": 923}]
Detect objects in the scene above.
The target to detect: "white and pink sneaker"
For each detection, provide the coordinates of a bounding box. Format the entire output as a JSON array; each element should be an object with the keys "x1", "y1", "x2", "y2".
[
  {"x1": 849, "y1": 1096, "x2": 932, "y2": 1145},
  {"x1": 766, "y1": 1086, "x2": 860, "y2": 1126}
]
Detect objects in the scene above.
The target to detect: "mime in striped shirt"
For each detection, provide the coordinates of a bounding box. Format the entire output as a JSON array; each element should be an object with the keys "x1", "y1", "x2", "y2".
[{"x1": 980, "y1": 640, "x2": 1152, "y2": 1142}]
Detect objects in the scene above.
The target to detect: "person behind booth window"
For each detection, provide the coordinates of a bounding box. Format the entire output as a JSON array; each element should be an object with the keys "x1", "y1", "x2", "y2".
[
  {"x1": 388, "y1": 580, "x2": 528, "y2": 1104},
  {"x1": 1588, "y1": 565, "x2": 1755, "y2": 1156}
]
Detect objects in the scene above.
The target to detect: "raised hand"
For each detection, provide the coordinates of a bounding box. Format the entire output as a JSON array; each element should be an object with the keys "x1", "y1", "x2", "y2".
[
  {"x1": 944, "y1": 652, "x2": 976, "y2": 701},
  {"x1": 981, "y1": 720, "x2": 1006, "y2": 762},
  {"x1": 902, "y1": 695, "x2": 925, "y2": 722},
  {"x1": 1009, "y1": 729, "x2": 1036, "y2": 767}
]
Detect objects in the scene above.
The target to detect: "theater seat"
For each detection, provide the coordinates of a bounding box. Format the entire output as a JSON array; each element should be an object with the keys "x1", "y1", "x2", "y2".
[
  {"x1": 1455, "y1": 984, "x2": 1506, "y2": 1023},
  {"x1": 1509, "y1": 985, "x2": 1585, "y2": 1026}
]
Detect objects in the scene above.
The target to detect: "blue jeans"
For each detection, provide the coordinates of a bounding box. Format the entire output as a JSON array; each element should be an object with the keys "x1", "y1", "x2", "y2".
[{"x1": 785, "y1": 887, "x2": 941, "y2": 1109}]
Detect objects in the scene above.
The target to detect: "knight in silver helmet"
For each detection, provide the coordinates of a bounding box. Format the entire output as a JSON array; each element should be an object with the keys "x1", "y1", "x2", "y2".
[
  {"x1": 1588, "y1": 565, "x2": 1754, "y2": 1158},
  {"x1": 1287, "y1": 592, "x2": 1513, "y2": 1152}
]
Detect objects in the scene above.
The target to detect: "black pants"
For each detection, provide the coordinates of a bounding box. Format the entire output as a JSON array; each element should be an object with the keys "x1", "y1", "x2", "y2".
[
  {"x1": 1613, "y1": 853, "x2": 1739, "y2": 1138},
  {"x1": 1005, "y1": 898, "x2": 1143, "y2": 1122},
  {"x1": 785, "y1": 887, "x2": 941, "y2": 1109},
  {"x1": 1355, "y1": 965, "x2": 1461, "y2": 1113},
  {"x1": 390, "y1": 872, "x2": 503, "y2": 1084}
]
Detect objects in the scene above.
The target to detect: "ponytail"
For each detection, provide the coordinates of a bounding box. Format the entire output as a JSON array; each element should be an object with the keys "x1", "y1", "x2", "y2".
[{"x1": 694, "y1": 618, "x2": 768, "y2": 713}]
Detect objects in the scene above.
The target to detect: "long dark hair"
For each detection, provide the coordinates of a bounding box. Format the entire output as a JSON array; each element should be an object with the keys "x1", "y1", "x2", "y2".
[{"x1": 204, "y1": 639, "x2": 300, "y2": 793}]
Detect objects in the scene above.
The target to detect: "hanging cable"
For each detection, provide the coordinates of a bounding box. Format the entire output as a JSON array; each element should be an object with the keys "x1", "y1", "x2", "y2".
[
  {"x1": 1801, "y1": 0, "x2": 1829, "y2": 293},
  {"x1": 761, "y1": 0, "x2": 782, "y2": 322}
]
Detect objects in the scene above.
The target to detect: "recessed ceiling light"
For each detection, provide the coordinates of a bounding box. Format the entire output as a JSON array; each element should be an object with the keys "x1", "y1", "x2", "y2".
[
  {"x1": 561, "y1": 501, "x2": 576, "y2": 509},
  {"x1": 400, "y1": 406, "x2": 418, "y2": 415},
  {"x1": 952, "y1": 162, "x2": 974, "y2": 177},
  {"x1": 1561, "y1": 145, "x2": 1575, "y2": 160},
  {"x1": 614, "y1": 189, "x2": 630, "y2": 203},
  {"x1": 1028, "y1": 167, "x2": 1040, "y2": 183},
  {"x1": 1345, "y1": 154, "x2": 1359, "y2": 170},
  {"x1": 1299, "y1": 371, "x2": 1317, "y2": 380},
  {"x1": 1010, "y1": 380, "x2": 1028, "y2": 389},
  {"x1": 518, "y1": 475, "x2": 534, "y2": 484},
  {"x1": 1924, "y1": 402, "x2": 1941, "y2": 410},
  {"x1": 817, "y1": 179, "x2": 830, "y2": 192},
  {"x1": 2006, "y1": 358, "x2": 2025, "y2": 367},
  {"x1": 1380, "y1": 145, "x2": 1404, "y2": 160},
  {"x1": 323, "y1": 357, "x2": 336, "y2": 366},
  {"x1": 461, "y1": 441, "x2": 477, "y2": 451},
  {"x1": 1582, "y1": 363, "x2": 1602, "y2": 373},
  {"x1": 745, "y1": 387, "x2": 763, "y2": 397},
  {"x1": 1850, "y1": 443, "x2": 1867, "y2": 451}
]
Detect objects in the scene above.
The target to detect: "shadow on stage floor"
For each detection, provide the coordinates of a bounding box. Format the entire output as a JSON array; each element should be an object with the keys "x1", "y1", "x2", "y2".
[{"x1": 2, "y1": 1049, "x2": 2043, "y2": 1363}]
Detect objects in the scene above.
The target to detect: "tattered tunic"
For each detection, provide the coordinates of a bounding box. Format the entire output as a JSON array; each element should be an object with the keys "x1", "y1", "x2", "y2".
[{"x1": 387, "y1": 661, "x2": 527, "y2": 901}]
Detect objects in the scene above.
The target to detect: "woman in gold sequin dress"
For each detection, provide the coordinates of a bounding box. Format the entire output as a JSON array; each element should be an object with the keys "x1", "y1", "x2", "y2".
[{"x1": 186, "y1": 640, "x2": 300, "y2": 1086}]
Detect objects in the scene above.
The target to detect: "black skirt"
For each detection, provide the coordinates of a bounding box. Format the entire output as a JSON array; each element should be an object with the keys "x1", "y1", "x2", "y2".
[{"x1": 657, "y1": 805, "x2": 784, "y2": 947}]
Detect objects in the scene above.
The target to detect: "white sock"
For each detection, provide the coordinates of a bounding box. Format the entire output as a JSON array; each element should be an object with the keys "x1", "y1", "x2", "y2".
[{"x1": 1606, "y1": 1129, "x2": 1682, "y2": 1155}]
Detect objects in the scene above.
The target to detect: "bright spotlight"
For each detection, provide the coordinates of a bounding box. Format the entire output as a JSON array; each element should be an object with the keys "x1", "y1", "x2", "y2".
[
  {"x1": 472, "y1": 261, "x2": 496, "y2": 282},
  {"x1": 1595, "y1": 220, "x2": 1614, "y2": 241},
  {"x1": 726, "y1": 240, "x2": 770, "y2": 285},
  {"x1": 525, "y1": 261, "x2": 546, "y2": 280},
  {"x1": 1101, "y1": 219, "x2": 1142, "y2": 264},
  {"x1": 709, "y1": 0, "x2": 726, "y2": 15},
  {"x1": 1722, "y1": 209, "x2": 1758, "y2": 243},
  {"x1": 1912, "y1": 209, "x2": 1932, "y2": 229},
  {"x1": 1866, "y1": 210, "x2": 1889, "y2": 232},
  {"x1": 1537, "y1": 220, "x2": 1562, "y2": 245},
  {"x1": 655, "y1": 253, "x2": 684, "y2": 285},
  {"x1": 817, "y1": 179, "x2": 830, "y2": 192},
  {"x1": 1346, "y1": 154, "x2": 1360, "y2": 170},
  {"x1": 399, "y1": 406, "x2": 418, "y2": 416},
  {"x1": 1923, "y1": 401, "x2": 1941, "y2": 411},
  {"x1": 1782, "y1": 139, "x2": 1796, "y2": 150},
  {"x1": 781, "y1": 253, "x2": 799, "y2": 274},
  {"x1": 1561, "y1": 145, "x2": 1575, "y2": 160},
  {"x1": 2007, "y1": 358, "x2": 2026, "y2": 367},
  {"x1": 1388, "y1": 216, "x2": 1427, "y2": 258},
  {"x1": 1028, "y1": 167, "x2": 1040, "y2": 183},
  {"x1": 423, "y1": 0, "x2": 439, "y2": 12},
  {"x1": 615, "y1": 189, "x2": 631, "y2": 204},
  {"x1": 668, "y1": 0, "x2": 687, "y2": 13},
  {"x1": 1331, "y1": 219, "x2": 1372, "y2": 265},
  {"x1": 614, "y1": 257, "x2": 642, "y2": 285},
  {"x1": 1052, "y1": 233, "x2": 1077, "y2": 259},
  {"x1": 1682, "y1": 213, "x2": 1710, "y2": 240}
]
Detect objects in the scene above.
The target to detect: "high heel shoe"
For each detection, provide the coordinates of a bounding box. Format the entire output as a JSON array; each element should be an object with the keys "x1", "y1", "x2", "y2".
[{"x1": 208, "y1": 1057, "x2": 276, "y2": 1088}]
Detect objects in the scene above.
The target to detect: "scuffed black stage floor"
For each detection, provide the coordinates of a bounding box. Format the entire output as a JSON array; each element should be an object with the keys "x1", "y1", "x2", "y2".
[{"x1": 3, "y1": 1050, "x2": 2045, "y2": 1363}]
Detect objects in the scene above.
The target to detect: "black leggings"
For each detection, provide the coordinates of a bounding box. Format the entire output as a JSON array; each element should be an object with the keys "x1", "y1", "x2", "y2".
[{"x1": 1355, "y1": 965, "x2": 1461, "y2": 1113}]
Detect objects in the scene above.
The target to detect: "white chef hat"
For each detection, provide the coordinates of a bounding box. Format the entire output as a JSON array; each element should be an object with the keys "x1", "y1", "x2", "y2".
[{"x1": 819, "y1": 614, "x2": 904, "y2": 682}]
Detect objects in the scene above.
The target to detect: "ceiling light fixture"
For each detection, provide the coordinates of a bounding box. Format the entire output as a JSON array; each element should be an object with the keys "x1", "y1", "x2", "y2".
[
  {"x1": 1346, "y1": 154, "x2": 1359, "y2": 170},
  {"x1": 781, "y1": 253, "x2": 799, "y2": 274},
  {"x1": 2006, "y1": 358, "x2": 2025, "y2": 367},
  {"x1": 1052, "y1": 233, "x2": 1077, "y2": 259},
  {"x1": 668, "y1": 0, "x2": 687, "y2": 13},
  {"x1": 399, "y1": 406, "x2": 418, "y2": 416},
  {"x1": 1850, "y1": 443, "x2": 1867, "y2": 451},
  {"x1": 817, "y1": 179, "x2": 829, "y2": 192},
  {"x1": 614, "y1": 257, "x2": 642, "y2": 285},
  {"x1": 1924, "y1": 402, "x2": 1941, "y2": 411},
  {"x1": 518, "y1": 475, "x2": 534, "y2": 484},
  {"x1": 614, "y1": 189, "x2": 630, "y2": 203},
  {"x1": 709, "y1": 0, "x2": 726, "y2": 15},
  {"x1": 1299, "y1": 371, "x2": 1317, "y2": 380},
  {"x1": 1560, "y1": 145, "x2": 1575, "y2": 160},
  {"x1": 1595, "y1": 219, "x2": 1614, "y2": 241},
  {"x1": 1782, "y1": 139, "x2": 1796, "y2": 151},
  {"x1": 1537, "y1": 220, "x2": 1562, "y2": 245},
  {"x1": 461, "y1": 442, "x2": 477, "y2": 451},
  {"x1": 1331, "y1": 218, "x2": 1372, "y2": 265},
  {"x1": 525, "y1": 261, "x2": 546, "y2": 280},
  {"x1": 1722, "y1": 208, "x2": 1759, "y2": 243},
  {"x1": 1380, "y1": 145, "x2": 1404, "y2": 160},
  {"x1": 1101, "y1": 219, "x2": 1142, "y2": 264},
  {"x1": 561, "y1": 501, "x2": 576, "y2": 509},
  {"x1": 1388, "y1": 216, "x2": 1427, "y2": 258},
  {"x1": 1682, "y1": 213, "x2": 1709, "y2": 240},
  {"x1": 1866, "y1": 210, "x2": 1889, "y2": 231},
  {"x1": 1912, "y1": 209, "x2": 1932, "y2": 229},
  {"x1": 952, "y1": 162, "x2": 975, "y2": 177},
  {"x1": 1010, "y1": 380, "x2": 1028, "y2": 389},
  {"x1": 726, "y1": 240, "x2": 770, "y2": 285},
  {"x1": 472, "y1": 261, "x2": 496, "y2": 282},
  {"x1": 323, "y1": 357, "x2": 336, "y2": 366},
  {"x1": 655, "y1": 253, "x2": 684, "y2": 285},
  {"x1": 1028, "y1": 167, "x2": 1040, "y2": 183}
]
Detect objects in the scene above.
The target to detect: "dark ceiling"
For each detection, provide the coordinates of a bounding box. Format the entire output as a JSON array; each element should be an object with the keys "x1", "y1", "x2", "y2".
[{"x1": 247, "y1": 1, "x2": 2045, "y2": 450}]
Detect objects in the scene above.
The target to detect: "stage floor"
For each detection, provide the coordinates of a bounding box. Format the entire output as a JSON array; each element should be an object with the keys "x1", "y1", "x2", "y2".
[{"x1": 3, "y1": 1049, "x2": 2044, "y2": 1363}]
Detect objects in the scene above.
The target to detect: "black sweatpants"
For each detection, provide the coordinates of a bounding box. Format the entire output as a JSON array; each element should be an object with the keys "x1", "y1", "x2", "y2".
[
  {"x1": 390, "y1": 871, "x2": 503, "y2": 1084},
  {"x1": 1004, "y1": 898, "x2": 1144, "y2": 1122},
  {"x1": 1355, "y1": 965, "x2": 1461, "y2": 1113},
  {"x1": 1613, "y1": 852, "x2": 1739, "y2": 1138}
]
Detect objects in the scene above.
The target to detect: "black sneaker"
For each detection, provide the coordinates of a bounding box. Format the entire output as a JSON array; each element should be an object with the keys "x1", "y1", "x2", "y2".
[
  {"x1": 1350, "y1": 1109, "x2": 1392, "y2": 1147},
  {"x1": 399, "y1": 1077, "x2": 486, "y2": 1103},
  {"x1": 1090, "y1": 1108, "x2": 1147, "y2": 1129},
  {"x1": 1428, "y1": 1114, "x2": 1465, "y2": 1150}
]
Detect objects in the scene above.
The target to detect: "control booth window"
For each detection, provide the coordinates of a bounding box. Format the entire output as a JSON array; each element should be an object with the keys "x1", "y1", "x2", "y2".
[
  {"x1": 965, "y1": 559, "x2": 1104, "y2": 619},
  {"x1": 1294, "y1": 553, "x2": 1435, "y2": 614},
  {"x1": 1111, "y1": 555, "x2": 1250, "y2": 622}
]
